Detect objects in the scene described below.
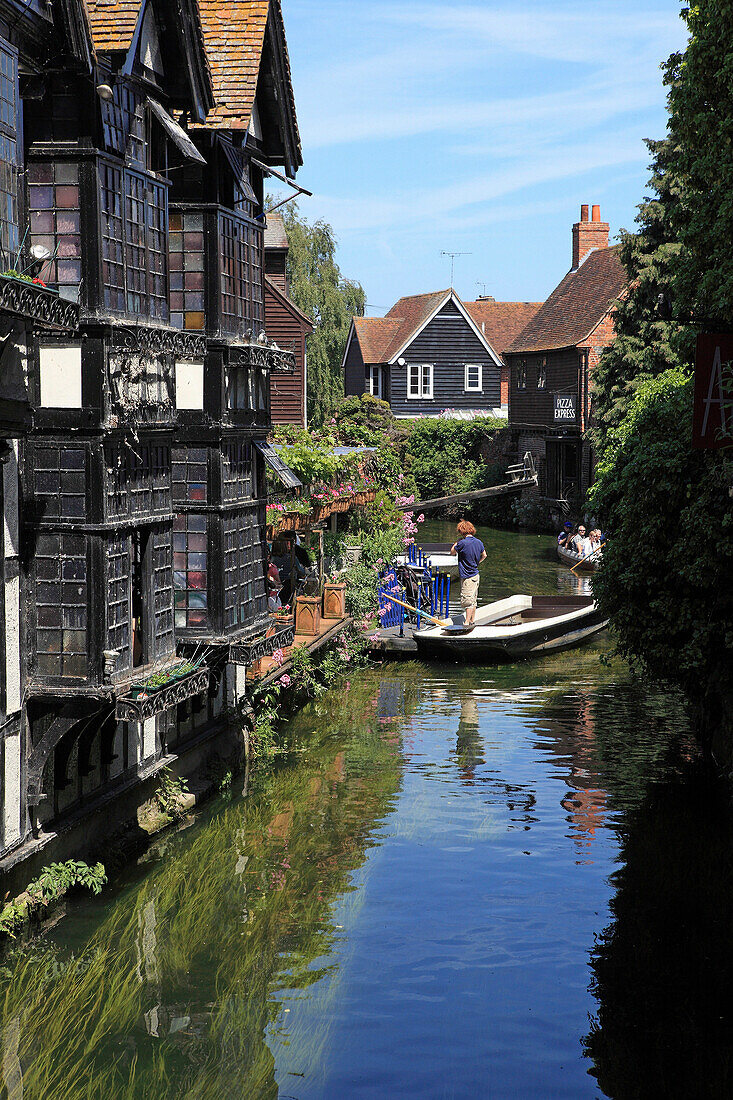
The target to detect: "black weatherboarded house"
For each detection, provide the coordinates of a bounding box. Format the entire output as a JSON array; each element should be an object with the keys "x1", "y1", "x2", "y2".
[{"x1": 342, "y1": 290, "x2": 505, "y2": 417}]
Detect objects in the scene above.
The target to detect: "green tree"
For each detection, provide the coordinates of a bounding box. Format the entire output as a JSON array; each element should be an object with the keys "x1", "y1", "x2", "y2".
[
  {"x1": 276, "y1": 201, "x2": 365, "y2": 425},
  {"x1": 592, "y1": 139, "x2": 686, "y2": 431},
  {"x1": 589, "y1": 370, "x2": 733, "y2": 757}
]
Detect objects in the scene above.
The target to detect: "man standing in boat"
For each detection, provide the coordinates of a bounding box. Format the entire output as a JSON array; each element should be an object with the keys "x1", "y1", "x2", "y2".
[{"x1": 450, "y1": 520, "x2": 487, "y2": 627}]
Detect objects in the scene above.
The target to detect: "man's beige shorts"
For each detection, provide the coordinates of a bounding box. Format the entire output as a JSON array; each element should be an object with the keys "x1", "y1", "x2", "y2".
[{"x1": 460, "y1": 574, "x2": 480, "y2": 609}]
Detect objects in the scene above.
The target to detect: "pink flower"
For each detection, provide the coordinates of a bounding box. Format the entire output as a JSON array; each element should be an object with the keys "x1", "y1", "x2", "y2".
[
  {"x1": 272, "y1": 648, "x2": 284, "y2": 666},
  {"x1": 369, "y1": 632, "x2": 381, "y2": 643},
  {"x1": 377, "y1": 607, "x2": 387, "y2": 618},
  {"x1": 418, "y1": 514, "x2": 425, "y2": 523},
  {"x1": 278, "y1": 673, "x2": 291, "y2": 686}
]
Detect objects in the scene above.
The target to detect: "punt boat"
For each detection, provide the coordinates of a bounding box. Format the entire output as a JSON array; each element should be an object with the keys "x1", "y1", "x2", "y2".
[
  {"x1": 414, "y1": 594, "x2": 608, "y2": 661},
  {"x1": 557, "y1": 545, "x2": 600, "y2": 572}
]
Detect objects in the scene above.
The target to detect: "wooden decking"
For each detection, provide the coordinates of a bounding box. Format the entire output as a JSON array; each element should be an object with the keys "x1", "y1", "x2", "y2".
[{"x1": 248, "y1": 615, "x2": 354, "y2": 686}]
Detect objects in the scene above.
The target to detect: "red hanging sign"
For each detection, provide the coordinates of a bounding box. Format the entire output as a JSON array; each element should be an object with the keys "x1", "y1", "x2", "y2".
[{"x1": 692, "y1": 334, "x2": 733, "y2": 449}]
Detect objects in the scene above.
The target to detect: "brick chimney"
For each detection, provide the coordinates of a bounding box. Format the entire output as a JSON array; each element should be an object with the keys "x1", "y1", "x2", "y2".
[{"x1": 572, "y1": 204, "x2": 609, "y2": 270}]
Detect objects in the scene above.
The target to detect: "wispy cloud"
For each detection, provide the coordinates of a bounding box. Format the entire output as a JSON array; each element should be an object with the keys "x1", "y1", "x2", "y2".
[{"x1": 282, "y1": 0, "x2": 686, "y2": 303}]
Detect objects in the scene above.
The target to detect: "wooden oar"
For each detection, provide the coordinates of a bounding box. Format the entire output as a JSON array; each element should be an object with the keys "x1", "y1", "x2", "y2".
[
  {"x1": 570, "y1": 541, "x2": 606, "y2": 575},
  {"x1": 380, "y1": 593, "x2": 452, "y2": 628}
]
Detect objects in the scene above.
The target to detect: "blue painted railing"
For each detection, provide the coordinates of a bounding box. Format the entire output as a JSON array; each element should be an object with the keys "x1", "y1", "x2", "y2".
[
  {"x1": 379, "y1": 559, "x2": 451, "y2": 633},
  {"x1": 378, "y1": 569, "x2": 405, "y2": 636}
]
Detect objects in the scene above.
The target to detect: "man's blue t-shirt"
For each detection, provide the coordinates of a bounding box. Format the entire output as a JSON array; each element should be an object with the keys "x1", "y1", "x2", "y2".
[{"x1": 455, "y1": 535, "x2": 485, "y2": 580}]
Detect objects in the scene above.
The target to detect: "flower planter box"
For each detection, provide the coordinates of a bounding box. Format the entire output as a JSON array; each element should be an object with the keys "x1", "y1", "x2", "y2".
[
  {"x1": 344, "y1": 543, "x2": 362, "y2": 566},
  {"x1": 294, "y1": 595, "x2": 321, "y2": 637},
  {"x1": 322, "y1": 582, "x2": 346, "y2": 620}
]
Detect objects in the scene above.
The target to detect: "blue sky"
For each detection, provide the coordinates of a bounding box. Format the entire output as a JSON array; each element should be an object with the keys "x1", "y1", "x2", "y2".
[{"x1": 278, "y1": 1, "x2": 687, "y2": 314}]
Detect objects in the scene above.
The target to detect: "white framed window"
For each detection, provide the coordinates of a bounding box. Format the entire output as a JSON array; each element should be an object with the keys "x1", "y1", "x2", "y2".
[
  {"x1": 464, "y1": 363, "x2": 482, "y2": 392},
  {"x1": 365, "y1": 365, "x2": 382, "y2": 399},
  {"x1": 408, "y1": 363, "x2": 433, "y2": 400}
]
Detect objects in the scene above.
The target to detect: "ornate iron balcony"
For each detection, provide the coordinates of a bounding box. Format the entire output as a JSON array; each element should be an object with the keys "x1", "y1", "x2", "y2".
[{"x1": 0, "y1": 276, "x2": 80, "y2": 331}]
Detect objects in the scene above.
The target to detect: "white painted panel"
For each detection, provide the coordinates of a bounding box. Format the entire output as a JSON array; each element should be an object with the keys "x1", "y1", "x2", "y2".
[
  {"x1": 142, "y1": 716, "x2": 157, "y2": 761},
  {"x1": 39, "y1": 345, "x2": 82, "y2": 407},
  {"x1": 175, "y1": 360, "x2": 204, "y2": 410},
  {"x1": 2, "y1": 441, "x2": 19, "y2": 557},
  {"x1": 2, "y1": 729, "x2": 21, "y2": 846},
  {"x1": 4, "y1": 565, "x2": 20, "y2": 715}
]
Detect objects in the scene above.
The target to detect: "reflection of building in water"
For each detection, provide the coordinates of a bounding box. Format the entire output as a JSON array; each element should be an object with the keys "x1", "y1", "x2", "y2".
[
  {"x1": 455, "y1": 695, "x2": 484, "y2": 782},
  {"x1": 543, "y1": 691, "x2": 607, "y2": 857}
]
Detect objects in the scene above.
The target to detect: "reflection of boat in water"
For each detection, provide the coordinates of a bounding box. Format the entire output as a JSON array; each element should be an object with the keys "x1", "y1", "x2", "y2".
[
  {"x1": 557, "y1": 545, "x2": 600, "y2": 573},
  {"x1": 415, "y1": 594, "x2": 608, "y2": 661}
]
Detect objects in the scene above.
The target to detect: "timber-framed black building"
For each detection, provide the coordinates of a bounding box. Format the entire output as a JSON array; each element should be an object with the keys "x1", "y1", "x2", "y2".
[{"x1": 0, "y1": 0, "x2": 303, "y2": 870}]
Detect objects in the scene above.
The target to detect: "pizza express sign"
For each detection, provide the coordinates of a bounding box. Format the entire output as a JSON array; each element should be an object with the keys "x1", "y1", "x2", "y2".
[{"x1": 553, "y1": 393, "x2": 577, "y2": 423}]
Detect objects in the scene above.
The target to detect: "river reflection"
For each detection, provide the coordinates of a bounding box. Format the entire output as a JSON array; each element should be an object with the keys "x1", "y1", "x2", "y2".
[{"x1": 0, "y1": 527, "x2": 727, "y2": 1098}]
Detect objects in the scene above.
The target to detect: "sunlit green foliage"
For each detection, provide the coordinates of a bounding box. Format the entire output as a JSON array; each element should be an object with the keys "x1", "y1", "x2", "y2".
[
  {"x1": 589, "y1": 371, "x2": 733, "y2": 728},
  {"x1": 279, "y1": 203, "x2": 366, "y2": 426}
]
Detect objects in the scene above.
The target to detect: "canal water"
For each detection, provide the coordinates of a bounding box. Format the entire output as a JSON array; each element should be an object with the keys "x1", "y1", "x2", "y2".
[{"x1": 1, "y1": 526, "x2": 731, "y2": 1099}]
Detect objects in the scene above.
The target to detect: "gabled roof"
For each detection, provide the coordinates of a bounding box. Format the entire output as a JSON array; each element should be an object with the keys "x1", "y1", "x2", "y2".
[
  {"x1": 83, "y1": 0, "x2": 213, "y2": 118},
  {"x1": 507, "y1": 246, "x2": 626, "y2": 354},
  {"x1": 464, "y1": 300, "x2": 543, "y2": 359},
  {"x1": 347, "y1": 289, "x2": 502, "y2": 368},
  {"x1": 351, "y1": 317, "x2": 404, "y2": 365},
  {"x1": 264, "y1": 210, "x2": 288, "y2": 251},
  {"x1": 264, "y1": 275, "x2": 314, "y2": 332},
  {"x1": 84, "y1": 0, "x2": 140, "y2": 51},
  {"x1": 195, "y1": 0, "x2": 300, "y2": 155}
]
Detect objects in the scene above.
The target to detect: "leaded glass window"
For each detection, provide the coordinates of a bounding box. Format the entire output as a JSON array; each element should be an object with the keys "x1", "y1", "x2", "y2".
[
  {"x1": 101, "y1": 162, "x2": 124, "y2": 311},
  {"x1": 33, "y1": 445, "x2": 85, "y2": 520},
  {"x1": 0, "y1": 41, "x2": 18, "y2": 265},
  {"x1": 35, "y1": 533, "x2": 87, "y2": 678},
  {"x1": 152, "y1": 526, "x2": 175, "y2": 656},
  {"x1": 107, "y1": 536, "x2": 131, "y2": 665},
  {"x1": 173, "y1": 513, "x2": 208, "y2": 630},
  {"x1": 101, "y1": 84, "x2": 146, "y2": 166},
  {"x1": 223, "y1": 508, "x2": 266, "y2": 629},
  {"x1": 222, "y1": 441, "x2": 252, "y2": 501},
  {"x1": 100, "y1": 160, "x2": 168, "y2": 320},
  {"x1": 218, "y1": 211, "x2": 263, "y2": 335},
  {"x1": 172, "y1": 447, "x2": 207, "y2": 504},
  {"x1": 169, "y1": 209, "x2": 204, "y2": 331},
  {"x1": 28, "y1": 160, "x2": 81, "y2": 301}
]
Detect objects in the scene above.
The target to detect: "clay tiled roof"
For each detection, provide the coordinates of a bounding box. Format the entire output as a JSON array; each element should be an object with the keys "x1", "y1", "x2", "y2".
[
  {"x1": 196, "y1": 0, "x2": 298, "y2": 136},
  {"x1": 353, "y1": 317, "x2": 404, "y2": 365},
  {"x1": 84, "y1": 0, "x2": 140, "y2": 52},
  {"x1": 507, "y1": 246, "x2": 626, "y2": 354},
  {"x1": 464, "y1": 300, "x2": 543, "y2": 359},
  {"x1": 264, "y1": 210, "x2": 288, "y2": 250},
  {"x1": 352, "y1": 291, "x2": 451, "y2": 364}
]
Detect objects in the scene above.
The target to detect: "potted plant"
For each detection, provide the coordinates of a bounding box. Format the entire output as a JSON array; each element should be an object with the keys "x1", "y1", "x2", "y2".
[{"x1": 344, "y1": 530, "x2": 363, "y2": 566}]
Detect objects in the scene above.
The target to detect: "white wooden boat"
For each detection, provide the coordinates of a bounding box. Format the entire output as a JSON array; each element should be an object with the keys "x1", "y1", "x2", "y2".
[
  {"x1": 557, "y1": 544, "x2": 600, "y2": 573},
  {"x1": 414, "y1": 594, "x2": 608, "y2": 661}
]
